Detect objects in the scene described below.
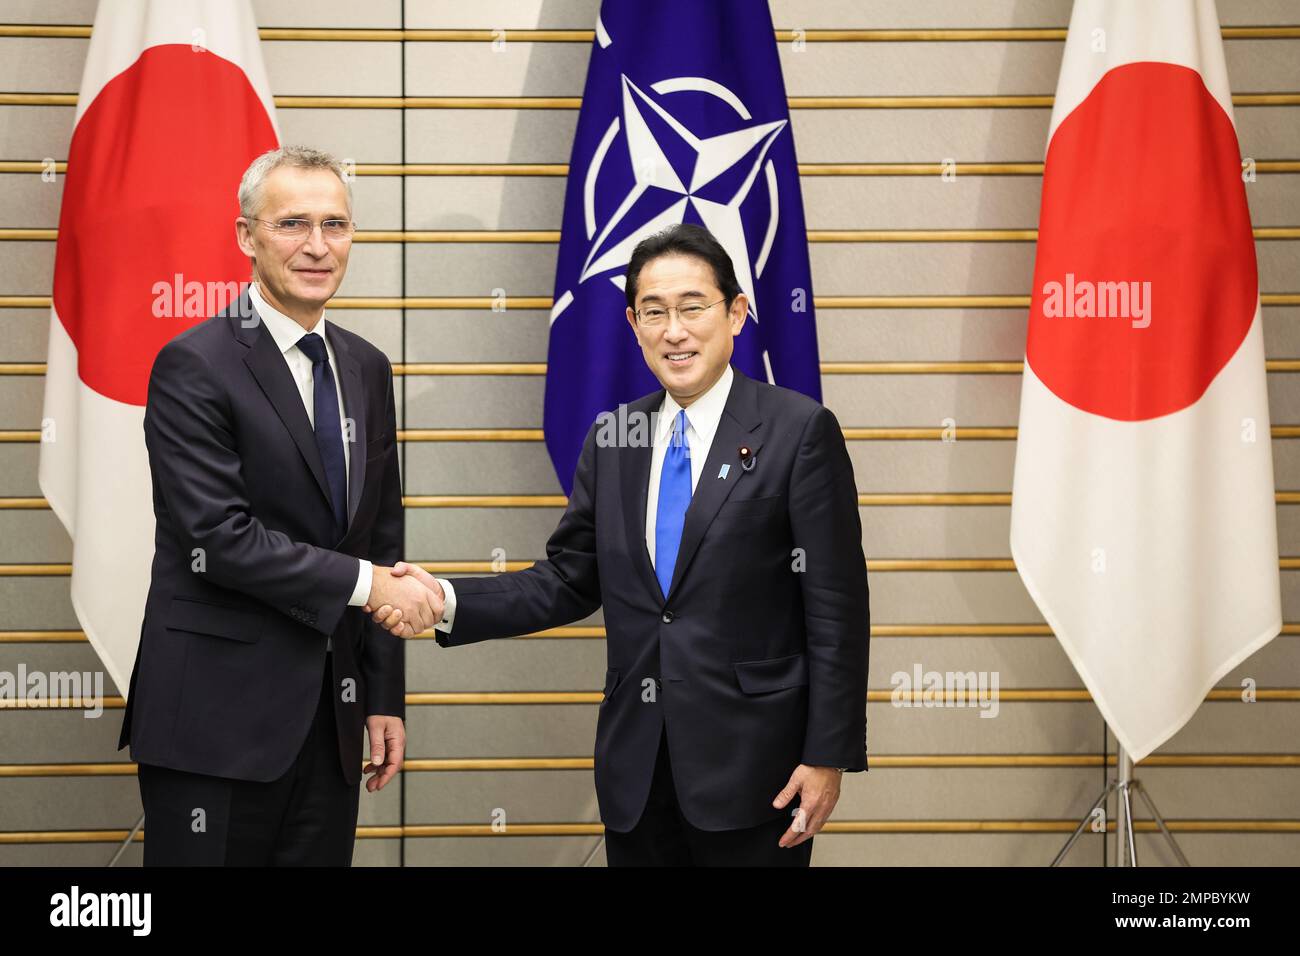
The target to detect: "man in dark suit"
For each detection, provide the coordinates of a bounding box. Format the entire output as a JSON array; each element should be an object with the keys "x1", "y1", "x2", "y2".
[
  {"x1": 371, "y1": 223, "x2": 870, "y2": 866},
  {"x1": 119, "y1": 146, "x2": 438, "y2": 866}
]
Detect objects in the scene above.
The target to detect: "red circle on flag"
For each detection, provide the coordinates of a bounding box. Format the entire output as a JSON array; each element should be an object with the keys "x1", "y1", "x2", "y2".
[
  {"x1": 1025, "y1": 61, "x2": 1257, "y2": 421},
  {"x1": 53, "y1": 44, "x2": 278, "y2": 406}
]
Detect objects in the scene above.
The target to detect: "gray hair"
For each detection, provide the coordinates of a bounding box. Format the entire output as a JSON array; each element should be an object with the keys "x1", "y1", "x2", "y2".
[{"x1": 237, "y1": 145, "x2": 353, "y2": 217}]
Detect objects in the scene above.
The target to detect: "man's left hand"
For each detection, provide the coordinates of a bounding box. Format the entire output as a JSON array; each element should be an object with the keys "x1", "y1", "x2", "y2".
[{"x1": 363, "y1": 715, "x2": 406, "y2": 792}]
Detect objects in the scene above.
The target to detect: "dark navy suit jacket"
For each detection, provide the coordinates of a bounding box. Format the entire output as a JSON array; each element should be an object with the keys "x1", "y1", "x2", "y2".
[
  {"x1": 438, "y1": 367, "x2": 869, "y2": 831},
  {"x1": 118, "y1": 290, "x2": 405, "y2": 785}
]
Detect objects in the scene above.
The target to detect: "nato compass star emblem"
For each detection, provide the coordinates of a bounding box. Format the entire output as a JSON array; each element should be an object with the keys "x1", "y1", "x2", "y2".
[{"x1": 551, "y1": 73, "x2": 790, "y2": 378}]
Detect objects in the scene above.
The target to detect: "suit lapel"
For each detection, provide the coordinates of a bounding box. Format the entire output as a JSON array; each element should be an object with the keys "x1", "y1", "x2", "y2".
[
  {"x1": 326, "y1": 322, "x2": 367, "y2": 527},
  {"x1": 619, "y1": 392, "x2": 665, "y2": 600},
  {"x1": 665, "y1": 368, "x2": 764, "y2": 601},
  {"x1": 233, "y1": 294, "x2": 334, "y2": 511}
]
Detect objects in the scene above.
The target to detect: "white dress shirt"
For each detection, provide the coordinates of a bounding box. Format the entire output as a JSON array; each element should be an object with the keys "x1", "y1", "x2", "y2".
[
  {"x1": 248, "y1": 282, "x2": 373, "y2": 619},
  {"x1": 433, "y1": 364, "x2": 736, "y2": 634},
  {"x1": 644, "y1": 363, "x2": 733, "y2": 569}
]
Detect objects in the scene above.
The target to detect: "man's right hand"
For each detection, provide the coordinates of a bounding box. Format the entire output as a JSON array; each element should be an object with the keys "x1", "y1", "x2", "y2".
[
  {"x1": 366, "y1": 564, "x2": 442, "y2": 637},
  {"x1": 367, "y1": 562, "x2": 445, "y2": 637}
]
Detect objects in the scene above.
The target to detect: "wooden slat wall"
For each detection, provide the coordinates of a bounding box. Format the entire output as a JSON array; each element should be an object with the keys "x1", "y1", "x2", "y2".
[{"x1": 0, "y1": 0, "x2": 1297, "y2": 867}]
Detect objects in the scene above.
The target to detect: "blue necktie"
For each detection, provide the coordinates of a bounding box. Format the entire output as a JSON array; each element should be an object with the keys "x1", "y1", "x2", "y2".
[
  {"x1": 655, "y1": 409, "x2": 692, "y2": 598},
  {"x1": 296, "y1": 332, "x2": 348, "y2": 538}
]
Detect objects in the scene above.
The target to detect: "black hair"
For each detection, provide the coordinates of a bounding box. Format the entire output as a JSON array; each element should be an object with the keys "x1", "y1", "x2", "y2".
[{"x1": 624, "y1": 223, "x2": 742, "y2": 310}]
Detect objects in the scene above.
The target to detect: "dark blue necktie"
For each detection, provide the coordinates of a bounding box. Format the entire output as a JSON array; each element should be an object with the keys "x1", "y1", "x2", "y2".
[
  {"x1": 296, "y1": 332, "x2": 348, "y2": 538},
  {"x1": 655, "y1": 409, "x2": 692, "y2": 598}
]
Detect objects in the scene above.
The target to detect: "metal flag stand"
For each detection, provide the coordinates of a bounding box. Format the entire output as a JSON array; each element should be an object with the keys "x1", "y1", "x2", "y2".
[
  {"x1": 1051, "y1": 744, "x2": 1190, "y2": 867},
  {"x1": 106, "y1": 812, "x2": 145, "y2": 867}
]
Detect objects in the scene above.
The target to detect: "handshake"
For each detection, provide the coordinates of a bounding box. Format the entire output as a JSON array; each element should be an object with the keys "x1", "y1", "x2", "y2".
[{"x1": 364, "y1": 562, "x2": 444, "y2": 637}]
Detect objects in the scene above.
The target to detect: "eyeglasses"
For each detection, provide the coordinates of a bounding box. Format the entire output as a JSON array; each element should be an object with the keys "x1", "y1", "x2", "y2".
[
  {"x1": 634, "y1": 297, "x2": 727, "y2": 328},
  {"x1": 247, "y1": 217, "x2": 356, "y2": 242}
]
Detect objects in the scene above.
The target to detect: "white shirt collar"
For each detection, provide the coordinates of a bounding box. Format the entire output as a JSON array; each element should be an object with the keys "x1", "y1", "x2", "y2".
[
  {"x1": 656, "y1": 364, "x2": 735, "y2": 447},
  {"x1": 248, "y1": 281, "x2": 327, "y2": 355}
]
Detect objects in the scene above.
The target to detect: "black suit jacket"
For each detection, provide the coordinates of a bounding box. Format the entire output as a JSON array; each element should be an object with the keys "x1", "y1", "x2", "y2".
[
  {"x1": 438, "y1": 367, "x2": 869, "y2": 831},
  {"x1": 117, "y1": 290, "x2": 405, "y2": 786}
]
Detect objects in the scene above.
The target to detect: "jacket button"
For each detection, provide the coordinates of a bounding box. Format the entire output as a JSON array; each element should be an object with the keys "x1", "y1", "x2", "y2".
[{"x1": 661, "y1": 611, "x2": 674, "y2": 624}]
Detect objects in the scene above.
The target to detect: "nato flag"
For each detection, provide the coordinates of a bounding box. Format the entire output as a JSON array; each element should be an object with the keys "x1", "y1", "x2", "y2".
[{"x1": 543, "y1": 0, "x2": 821, "y2": 492}]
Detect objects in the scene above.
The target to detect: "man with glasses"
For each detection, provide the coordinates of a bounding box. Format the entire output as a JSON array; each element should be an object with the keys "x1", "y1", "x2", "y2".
[
  {"x1": 119, "y1": 146, "x2": 433, "y2": 865},
  {"x1": 372, "y1": 223, "x2": 870, "y2": 866}
]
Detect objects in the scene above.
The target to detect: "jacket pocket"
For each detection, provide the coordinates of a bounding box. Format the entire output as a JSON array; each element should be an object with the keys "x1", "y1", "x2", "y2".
[
  {"x1": 733, "y1": 653, "x2": 808, "y2": 694},
  {"x1": 165, "y1": 595, "x2": 262, "y2": 644}
]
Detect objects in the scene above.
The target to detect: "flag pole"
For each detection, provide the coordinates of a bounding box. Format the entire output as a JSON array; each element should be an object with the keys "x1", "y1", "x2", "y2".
[
  {"x1": 1050, "y1": 741, "x2": 1190, "y2": 867},
  {"x1": 106, "y1": 812, "x2": 145, "y2": 867},
  {"x1": 1118, "y1": 748, "x2": 1137, "y2": 866}
]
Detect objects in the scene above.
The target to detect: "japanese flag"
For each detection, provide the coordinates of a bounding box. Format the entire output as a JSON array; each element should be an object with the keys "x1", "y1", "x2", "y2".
[
  {"x1": 1010, "y1": 0, "x2": 1281, "y2": 761},
  {"x1": 39, "y1": 0, "x2": 278, "y2": 694}
]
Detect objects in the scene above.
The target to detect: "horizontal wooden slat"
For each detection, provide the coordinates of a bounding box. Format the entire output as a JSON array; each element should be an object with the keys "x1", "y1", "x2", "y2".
[
  {"x1": 2, "y1": 427, "x2": 1300, "y2": 445},
  {"x1": 2, "y1": 818, "x2": 1296, "y2": 844},
  {"x1": 8, "y1": 160, "x2": 1300, "y2": 177},
  {"x1": 2, "y1": 753, "x2": 1297, "y2": 777},
  {"x1": 1, "y1": 624, "x2": 1296, "y2": 643},
  {"x1": 0, "y1": 558, "x2": 1027, "y2": 575},
  {"x1": 0, "y1": 826, "x2": 402, "y2": 843},
  {"x1": 3, "y1": 161, "x2": 1299, "y2": 177},
  {"x1": 2, "y1": 26, "x2": 1298, "y2": 42},
  {"x1": 4, "y1": 360, "x2": 1300, "y2": 377},
  {"x1": 11, "y1": 491, "x2": 1300, "y2": 509},
  {"x1": 12, "y1": 295, "x2": 1300, "y2": 309},
  {"x1": 0, "y1": 625, "x2": 613, "y2": 642},
  {"x1": 4, "y1": 93, "x2": 1299, "y2": 109},
  {"x1": 5, "y1": 425, "x2": 1300, "y2": 443},
  {"x1": 6, "y1": 227, "x2": 1300, "y2": 243},
  {"x1": 3, "y1": 688, "x2": 1297, "y2": 711}
]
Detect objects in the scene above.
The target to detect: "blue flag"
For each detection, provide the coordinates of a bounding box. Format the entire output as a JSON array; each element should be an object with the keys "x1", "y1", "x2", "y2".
[{"x1": 544, "y1": 0, "x2": 821, "y2": 492}]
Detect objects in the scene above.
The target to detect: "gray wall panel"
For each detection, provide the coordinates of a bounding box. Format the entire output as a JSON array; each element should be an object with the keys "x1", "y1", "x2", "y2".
[{"x1": 405, "y1": 770, "x2": 601, "y2": 825}]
